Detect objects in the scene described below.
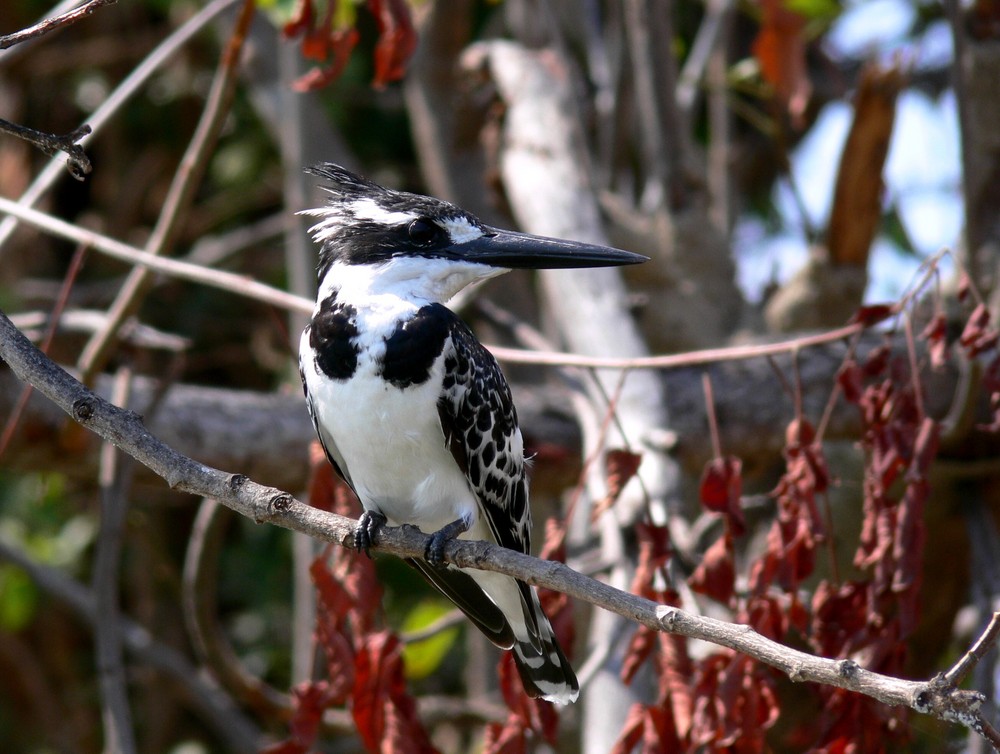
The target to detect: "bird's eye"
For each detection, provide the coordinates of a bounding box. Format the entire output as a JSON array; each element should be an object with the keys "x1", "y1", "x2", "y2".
[{"x1": 407, "y1": 218, "x2": 438, "y2": 245}]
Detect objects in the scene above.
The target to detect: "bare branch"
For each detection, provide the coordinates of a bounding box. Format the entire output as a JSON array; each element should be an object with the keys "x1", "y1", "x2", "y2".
[
  {"x1": 1, "y1": 305, "x2": 996, "y2": 746},
  {"x1": 76, "y1": 0, "x2": 257, "y2": 382},
  {"x1": 92, "y1": 367, "x2": 137, "y2": 754},
  {"x1": 0, "y1": 120, "x2": 91, "y2": 178},
  {"x1": 0, "y1": 0, "x2": 116, "y2": 49},
  {"x1": 0, "y1": 195, "x2": 311, "y2": 315},
  {"x1": 0, "y1": 0, "x2": 242, "y2": 257},
  {"x1": 0, "y1": 536, "x2": 264, "y2": 752}
]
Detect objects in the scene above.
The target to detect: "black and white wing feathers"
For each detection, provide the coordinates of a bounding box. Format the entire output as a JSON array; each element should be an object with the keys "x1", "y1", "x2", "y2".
[{"x1": 435, "y1": 319, "x2": 532, "y2": 557}]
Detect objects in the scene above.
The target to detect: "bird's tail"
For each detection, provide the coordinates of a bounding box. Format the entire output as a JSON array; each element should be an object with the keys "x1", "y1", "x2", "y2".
[
  {"x1": 510, "y1": 588, "x2": 579, "y2": 704},
  {"x1": 409, "y1": 561, "x2": 578, "y2": 703}
]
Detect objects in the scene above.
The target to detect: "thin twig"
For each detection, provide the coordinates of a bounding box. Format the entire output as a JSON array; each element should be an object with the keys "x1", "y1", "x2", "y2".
[
  {"x1": 0, "y1": 242, "x2": 88, "y2": 457},
  {"x1": 93, "y1": 366, "x2": 137, "y2": 754},
  {"x1": 676, "y1": 0, "x2": 734, "y2": 116},
  {"x1": 0, "y1": 119, "x2": 92, "y2": 179},
  {"x1": 1, "y1": 306, "x2": 997, "y2": 747},
  {"x1": 0, "y1": 535, "x2": 264, "y2": 751},
  {"x1": 77, "y1": 0, "x2": 256, "y2": 383},
  {"x1": 0, "y1": 0, "x2": 117, "y2": 49},
  {"x1": 702, "y1": 372, "x2": 722, "y2": 460},
  {"x1": 0, "y1": 196, "x2": 915, "y2": 385},
  {"x1": 0, "y1": 195, "x2": 311, "y2": 314},
  {"x1": 0, "y1": 0, "x2": 242, "y2": 257},
  {"x1": 946, "y1": 612, "x2": 1000, "y2": 688},
  {"x1": 182, "y1": 499, "x2": 290, "y2": 714}
]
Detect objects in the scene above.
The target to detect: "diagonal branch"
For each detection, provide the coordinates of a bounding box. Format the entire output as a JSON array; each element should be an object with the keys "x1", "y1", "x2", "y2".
[
  {"x1": 0, "y1": 306, "x2": 996, "y2": 747},
  {"x1": 0, "y1": 0, "x2": 117, "y2": 50}
]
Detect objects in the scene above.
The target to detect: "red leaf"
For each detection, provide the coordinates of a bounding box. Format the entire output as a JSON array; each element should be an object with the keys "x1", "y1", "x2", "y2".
[
  {"x1": 310, "y1": 553, "x2": 354, "y2": 627},
  {"x1": 689, "y1": 533, "x2": 735, "y2": 604},
  {"x1": 862, "y1": 345, "x2": 891, "y2": 377},
  {"x1": 631, "y1": 522, "x2": 672, "y2": 598},
  {"x1": 293, "y1": 28, "x2": 359, "y2": 92},
  {"x1": 960, "y1": 303, "x2": 998, "y2": 357},
  {"x1": 282, "y1": 0, "x2": 313, "y2": 38},
  {"x1": 920, "y1": 311, "x2": 950, "y2": 369},
  {"x1": 837, "y1": 362, "x2": 863, "y2": 403},
  {"x1": 483, "y1": 715, "x2": 527, "y2": 754},
  {"x1": 351, "y1": 632, "x2": 438, "y2": 754},
  {"x1": 699, "y1": 456, "x2": 745, "y2": 535},
  {"x1": 621, "y1": 625, "x2": 657, "y2": 685},
  {"x1": 849, "y1": 303, "x2": 894, "y2": 327},
  {"x1": 593, "y1": 448, "x2": 644, "y2": 522},
  {"x1": 369, "y1": 0, "x2": 417, "y2": 88},
  {"x1": 262, "y1": 681, "x2": 339, "y2": 754},
  {"x1": 752, "y1": 0, "x2": 811, "y2": 123},
  {"x1": 538, "y1": 516, "x2": 567, "y2": 562},
  {"x1": 610, "y1": 703, "x2": 647, "y2": 754},
  {"x1": 957, "y1": 270, "x2": 972, "y2": 301}
]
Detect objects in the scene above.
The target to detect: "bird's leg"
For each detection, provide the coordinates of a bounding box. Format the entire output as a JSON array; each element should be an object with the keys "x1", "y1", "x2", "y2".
[
  {"x1": 355, "y1": 510, "x2": 387, "y2": 557},
  {"x1": 425, "y1": 516, "x2": 471, "y2": 567}
]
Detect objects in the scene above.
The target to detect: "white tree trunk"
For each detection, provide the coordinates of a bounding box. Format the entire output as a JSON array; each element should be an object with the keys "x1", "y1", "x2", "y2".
[{"x1": 468, "y1": 40, "x2": 682, "y2": 752}]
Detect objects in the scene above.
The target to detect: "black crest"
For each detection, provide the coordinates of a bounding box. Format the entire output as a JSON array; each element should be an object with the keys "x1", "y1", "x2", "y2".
[{"x1": 303, "y1": 163, "x2": 486, "y2": 278}]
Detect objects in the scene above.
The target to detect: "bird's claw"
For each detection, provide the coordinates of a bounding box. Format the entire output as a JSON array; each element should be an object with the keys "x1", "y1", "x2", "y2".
[
  {"x1": 423, "y1": 517, "x2": 470, "y2": 567},
  {"x1": 425, "y1": 532, "x2": 448, "y2": 567},
  {"x1": 355, "y1": 510, "x2": 387, "y2": 558}
]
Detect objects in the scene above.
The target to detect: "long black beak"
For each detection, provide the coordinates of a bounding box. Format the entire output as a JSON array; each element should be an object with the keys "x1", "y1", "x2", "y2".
[{"x1": 452, "y1": 227, "x2": 648, "y2": 269}]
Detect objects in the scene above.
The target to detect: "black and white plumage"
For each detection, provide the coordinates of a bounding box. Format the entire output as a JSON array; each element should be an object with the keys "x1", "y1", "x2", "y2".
[{"x1": 297, "y1": 164, "x2": 646, "y2": 703}]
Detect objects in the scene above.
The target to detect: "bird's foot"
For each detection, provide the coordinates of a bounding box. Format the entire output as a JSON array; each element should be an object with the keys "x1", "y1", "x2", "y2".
[
  {"x1": 424, "y1": 517, "x2": 470, "y2": 567},
  {"x1": 355, "y1": 510, "x2": 387, "y2": 558}
]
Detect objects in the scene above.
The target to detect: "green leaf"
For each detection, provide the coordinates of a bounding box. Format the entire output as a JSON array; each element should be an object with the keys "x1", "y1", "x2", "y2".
[
  {"x1": 400, "y1": 600, "x2": 460, "y2": 680},
  {"x1": 784, "y1": 0, "x2": 841, "y2": 22},
  {"x1": 0, "y1": 566, "x2": 38, "y2": 632}
]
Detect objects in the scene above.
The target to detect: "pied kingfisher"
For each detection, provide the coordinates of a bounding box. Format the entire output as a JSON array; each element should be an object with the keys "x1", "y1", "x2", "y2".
[{"x1": 297, "y1": 164, "x2": 646, "y2": 703}]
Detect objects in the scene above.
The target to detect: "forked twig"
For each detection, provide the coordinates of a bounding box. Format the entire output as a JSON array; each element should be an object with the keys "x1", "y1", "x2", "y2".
[{"x1": 0, "y1": 120, "x2": 92, "y2": 179}]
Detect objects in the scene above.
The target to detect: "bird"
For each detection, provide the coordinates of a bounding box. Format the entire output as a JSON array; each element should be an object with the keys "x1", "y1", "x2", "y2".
[{"x1": 297, "y1": 163, "x2": 646, "y2": 704}]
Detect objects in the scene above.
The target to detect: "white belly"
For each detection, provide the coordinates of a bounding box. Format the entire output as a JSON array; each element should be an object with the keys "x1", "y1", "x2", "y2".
[{"x1": 301, "y1": 330, "x2": 482, "y2": 536}]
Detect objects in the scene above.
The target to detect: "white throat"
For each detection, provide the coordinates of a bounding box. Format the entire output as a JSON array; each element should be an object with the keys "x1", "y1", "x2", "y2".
[{"x1": 319, "y1": 256, "x2": 507, "y2": 306}]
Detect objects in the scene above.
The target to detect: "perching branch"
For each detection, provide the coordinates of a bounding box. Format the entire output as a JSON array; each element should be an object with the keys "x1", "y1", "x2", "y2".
[
  {"x1": 0, "y1": 307, "x2": 996, "y2": 748},
  {"x1": 0, "y1": 0, "x2": 117, "y2": 50}
]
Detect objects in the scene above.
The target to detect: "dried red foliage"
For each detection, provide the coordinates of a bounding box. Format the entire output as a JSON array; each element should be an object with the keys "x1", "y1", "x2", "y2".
[
  {"x1": 752, "y1": 0, "x2": 811, "y2": 123},
  {"x1": 483, "y1": 517, "x2": 573, "y2": 754},
  {"x1": 849, "y1": 303, "x2": 895, "y2": 327},
  {"x1": 690, "y1": 654, "x2": 778, "y2": 753},
  {"x1": 283, "y1": 0, "x2": 416, "y2": 91},
  {"x1": 688, "y1": 532, "x2": 735, "y2": 605},
  {"x1": 920, "y1": 311, "x2": 949, "y2": 370},
  {"x1": 369, "y1": 0, "x2": 417, "y2": 89},
  {"x1": 959, "y1": 303, "x2": 997, "y2": 357},
  {"x1": 699, "y1": 456, "x2": 745, "y2": 536},
  {"x1": 268, "y1": 451, "x2": 437, "y2": 753},
  {"x1": 593, "y1": 448, "x2": 644, "y2": 521}
]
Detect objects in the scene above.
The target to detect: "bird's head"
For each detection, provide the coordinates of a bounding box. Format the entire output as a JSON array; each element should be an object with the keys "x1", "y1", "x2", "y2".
[{"x1": 300, "y1": 163, "x2": 647, "y2": 302}]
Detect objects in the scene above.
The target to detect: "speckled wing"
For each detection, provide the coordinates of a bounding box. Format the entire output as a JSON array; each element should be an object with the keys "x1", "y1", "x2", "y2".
[{"x1": 435, "y1": 318, "x2": 533, "y2": 558}]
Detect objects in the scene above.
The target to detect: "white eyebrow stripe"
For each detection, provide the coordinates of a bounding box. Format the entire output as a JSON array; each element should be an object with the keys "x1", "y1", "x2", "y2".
[
  {"x1": 348, "y1": 198, "x2": 416, "y2": 225},
  {"x1": 441, "y1": 216, "x2": 485, "y2": 244}
]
